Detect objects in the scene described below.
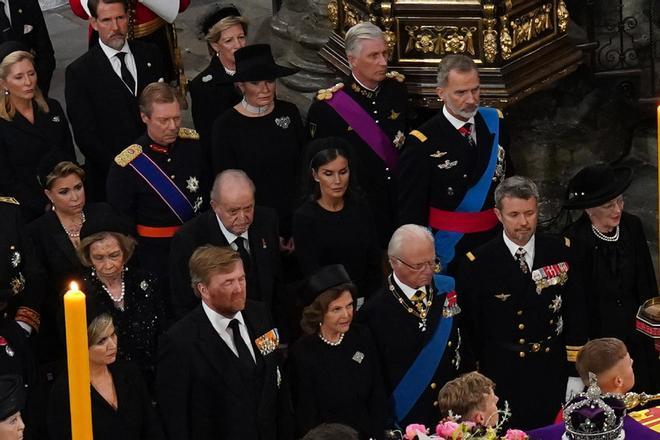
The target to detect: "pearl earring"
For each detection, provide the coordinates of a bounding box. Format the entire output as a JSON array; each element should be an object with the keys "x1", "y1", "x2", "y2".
[{"x1": 3, "y1": 90, "x2": 8, "y2": 96}]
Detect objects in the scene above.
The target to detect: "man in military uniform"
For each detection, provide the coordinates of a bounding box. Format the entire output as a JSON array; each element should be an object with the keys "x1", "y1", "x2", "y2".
[
  {"x1": 456, "y1": 176, "x2": 588, "y2": 430},
  {"x1": 107, "y1": 82, "x2": 206, "y2": 318},
  {"x1": 65, "y1": 0, "x2": 165, "y2": 202},
  {"x1": 0, "y1": 197, "x2": 40, "y2": 438},
  {"x1": 306, "y1": 22, "x2": 408, "y2": 247},
  {"x1": 358, "y1": 224, "x2": 470, "y2": 429},
  {"x1": 398, "y1": 54, "x2": 513, "y2": 273}
]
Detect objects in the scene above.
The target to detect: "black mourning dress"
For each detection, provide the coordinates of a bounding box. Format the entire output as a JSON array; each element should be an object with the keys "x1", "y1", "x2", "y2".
[
  {"x1": 211, "y1": 99, "x2": 304, "y2": 237},
  {"x1": 47, "y1": 361, "x2": 165, "y2": 440},
  {"x1": 83, "y1": 268, "x2": 165, "y2": 391},
  {"x1": 288, "y1": 324, "x2": 387, "y2": 439},
  {"x1": 565, "y1": 212, "x2": 660, "y2": 392},
  {"x1": 293, "y1": 198, "x2": 383, "y2": 299}
]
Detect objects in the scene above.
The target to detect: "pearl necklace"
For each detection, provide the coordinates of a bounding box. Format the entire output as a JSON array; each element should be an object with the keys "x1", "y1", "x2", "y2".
[
  {"x1": 591, "y1": 224, "x2": 619, "y2": 242},
  {"x1": 100, "y1": 274, "x2": 125, "y2": 311},
  {"x1": 61, "y1": 212, "x2": 86, "y2": 238},
  {"x1": 240, "y1": 98, "x2": 272, "y2": 115},
  {"x1": 318, "y1": 332, "x2": 344, "y2": 346}
]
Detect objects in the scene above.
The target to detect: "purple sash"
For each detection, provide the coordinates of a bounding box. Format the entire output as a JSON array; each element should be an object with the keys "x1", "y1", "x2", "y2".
[{"x1": 326, "y1": 89, "x2": 399, "y2": 170}]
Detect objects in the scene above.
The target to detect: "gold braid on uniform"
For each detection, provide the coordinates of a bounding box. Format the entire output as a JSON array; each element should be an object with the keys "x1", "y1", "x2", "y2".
[{"x1": 178, "y1": 127, "x2": 199, "y2": 140}]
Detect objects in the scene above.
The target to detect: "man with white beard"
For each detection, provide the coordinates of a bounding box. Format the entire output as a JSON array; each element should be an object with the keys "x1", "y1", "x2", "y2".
[{"x1": 398, "y1": 54, "x2": 513, "y2": 273}]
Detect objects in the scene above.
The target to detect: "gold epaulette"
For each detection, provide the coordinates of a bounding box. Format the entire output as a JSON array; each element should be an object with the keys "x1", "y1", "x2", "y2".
[
  {"x1": 178, "y1": 127, "x2": 200, "y2": 140},
  {"x1": 409, "y1": 129, "x2": 427, "y2": 142},
  {"x1": 564, "y1": 237, "x2": 571, "y2": 248},
  {"x1": 386, "y1": 71, "x2": 405, "y2": 82},
  {"x1": 114, "y1": 144, "x2": 143, "y2": 167},
  {"x1": 466, "y1": 251, "x2": 476, "y2": 262},
  {"x1": 496, "y1": 108, "x2": 504, "y2": 118},
  {"x1": 0, "y1": 196, "x2": 19, "y2": 205},
  {"x1": 316, "y1": 83, "x2": 345, "y2": 101},
  {"x1": 566, "y1": 345, "x2": 583, "y2": 363}
]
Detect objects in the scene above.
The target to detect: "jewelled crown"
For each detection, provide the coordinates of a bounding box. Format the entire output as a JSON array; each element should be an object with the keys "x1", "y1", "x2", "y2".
[{"x1": 563, "y1": 373, "x2": 626, "y2": 440}]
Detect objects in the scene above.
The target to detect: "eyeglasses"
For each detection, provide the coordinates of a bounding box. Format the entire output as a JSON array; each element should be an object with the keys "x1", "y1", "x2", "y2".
[
  {"x1": 599, "y1": 195, "x2": 624, "y2": 211},
  {"x1": 394, "y1": 256, "x2": 440, "y2": 272}
]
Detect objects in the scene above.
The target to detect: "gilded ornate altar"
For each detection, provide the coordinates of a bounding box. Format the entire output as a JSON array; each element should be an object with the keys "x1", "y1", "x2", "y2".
[{"x1": 320, "y1": 0, "x2": 581, "y2": 108}]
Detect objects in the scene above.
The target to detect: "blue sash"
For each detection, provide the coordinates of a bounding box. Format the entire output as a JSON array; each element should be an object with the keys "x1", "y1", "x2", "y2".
[
  {"x1": 392, "y1": 274, "x2": 455, "y2": 423},
  {"x1": 435, "y1": 107, "x2": 500, "y2": 268},
  {"x1": 114, "y1": 145, "x2": 194, "y2": 223}
]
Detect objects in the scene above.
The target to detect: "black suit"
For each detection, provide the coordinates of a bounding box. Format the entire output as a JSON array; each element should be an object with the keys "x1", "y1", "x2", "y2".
[
  {"x1": 2, "y1": 0, "x2": 55, "y2": 95},
  {"x1": 157, "y1": 301, "x2": 281, "y2": 440},
  {"x1": 0, "y1": 98, "x2": 74, "y2": 222},
  {"x1": 357, "y1": 276, "x2": 472, "y2": 428},
  {"x1": 169, "y1": 208, "x2": 282, "y2": 319},
  {"x1": 65, "y1": 41, "x2": 164, "y2": 201},
  {"x1": 456, "y1": 233, "x2": 588, "y2": 430},
  {"x1": 398, "y1": 108, "x2": 513, "y2": 270}
]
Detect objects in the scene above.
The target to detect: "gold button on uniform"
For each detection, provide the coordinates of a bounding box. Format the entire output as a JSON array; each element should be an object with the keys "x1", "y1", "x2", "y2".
[
  {"x1": 430, "y1": 383, "x2": 437, "y2": 389},
  {"x1": 549, "y1": 319, "x2": 554, "y2": 324},
  {"x1": 531, "y1": 343, "x2": 541, "y2": 352},
  {"x1": 518, "y1": 323, "x2": 525, "y2": 330},
  {"x1": 519, "y1": 338, "x2": 525, "y2": 344},
  {"x1": 447, "y1": 341, "x2": 452, "y2": 347},
  {"x1": 433, "y1": 401, "x2": 438, "y2": 407},
  {"x1": 170, "y1": 175, "x2": 175, "y2": 179},
  {"x1": 519, "y1": 352, "x2": 526, "y2": 358},
  {"x1": 545, "y1": 347, "x2": 551, "y2": 353},
  {"x1": 517, "y1": 310, "x2": 523, "y2": 316}
]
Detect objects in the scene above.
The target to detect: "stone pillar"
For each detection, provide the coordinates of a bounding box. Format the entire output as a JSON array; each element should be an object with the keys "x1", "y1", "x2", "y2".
[{"x1": 271, "y1": 0, "x2": 342, "y2": 112}]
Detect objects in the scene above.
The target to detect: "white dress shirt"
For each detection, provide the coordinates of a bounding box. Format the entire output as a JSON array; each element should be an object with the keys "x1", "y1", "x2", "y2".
[
  {"x1": 443, "y1": 105, "x2": 477, "y2": 145},
  {"x1": 502, "y1": 231, "x2": 535, "y2": 270},
  {"x1": 392, "y1": 272, "x2": 427, "y2": 301},
  {"x1": 215, "y1": 214, "x2": 250, "y2": 253},
  {"x1": 201, "y1": 302, "x2": 256, "y2": 361},
  {"x1": 98, "y1": 39, "x2": 137, "y2": 95}
]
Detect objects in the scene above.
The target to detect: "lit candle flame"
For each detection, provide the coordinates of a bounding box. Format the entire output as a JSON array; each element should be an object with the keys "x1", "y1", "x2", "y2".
[{"x1": 70, "y1": 281, "x2": 79, "y2": 291}]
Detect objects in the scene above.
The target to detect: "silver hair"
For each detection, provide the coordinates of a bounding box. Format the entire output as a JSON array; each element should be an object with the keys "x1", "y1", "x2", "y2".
[
  {"x1": 494, "y1": 176, "x2": 539, "y2": 209},
  {"x1": 210, "y1": 169, "x2": 255, "y2": 202},
  {"x1": 387, "y1": 224, "x2": 434, "y2": 257},
  {"x1": 345, "y1": 22, "x2": 385, "y2": 59},
  {"x1": 436, "y1": 54, "x2": 477, "y2": 87}
]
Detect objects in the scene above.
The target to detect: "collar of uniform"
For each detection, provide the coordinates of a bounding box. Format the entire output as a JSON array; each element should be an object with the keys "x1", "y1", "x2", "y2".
[
  {"x1": 392, "y1": 271, "x2": 427, "y2": 300},
  {"x1": 442, "y1": 104, "x2": 476, "y2": 130},
  {"x1": 145, "y1": 134, "x2": 171, "y2": 154},
  {"x1": 215, "y1": 213, "x2": 249, "y2": 246},
  {"x1": 201, "y1": 301, "x2": 246, "y2": 337},
  {"x1": 98, "y1": 39, "x2": 132, "y2": 62},
  {"x1": 502, "y1": 231, "x2": 535, "y2": 268},
  {"x1": 350, "y1": 74, "x2": 379, "y2": 99}
]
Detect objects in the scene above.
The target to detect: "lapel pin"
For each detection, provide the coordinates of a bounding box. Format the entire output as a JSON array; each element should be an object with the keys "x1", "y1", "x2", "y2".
[{"x1": 262, "y1": 238, "x2": 267, "y2": 249}]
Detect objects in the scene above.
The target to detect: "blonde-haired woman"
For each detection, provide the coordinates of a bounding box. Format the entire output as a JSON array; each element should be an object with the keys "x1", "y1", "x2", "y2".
[
  {"x1": 47, "y1": 310, "x2": 165, "y2": 439},
  {"x1": 189, "y1": 4, "x2": 248, "y2": 161},
  {"x1": 0, "y1": 41, "x2": 74, "y2": 223}
]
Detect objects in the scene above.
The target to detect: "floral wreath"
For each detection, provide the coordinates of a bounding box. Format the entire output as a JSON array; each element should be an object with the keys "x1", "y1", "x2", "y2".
[{"x1": 401, "y1": 402, "x2": 528, "y2": 440}]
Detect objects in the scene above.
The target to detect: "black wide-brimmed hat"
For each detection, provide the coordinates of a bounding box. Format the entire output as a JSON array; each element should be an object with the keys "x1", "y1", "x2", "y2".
[
  {"x1": 302, "y1": 264, "x2": 353, "y2": 307},
  {"x1": 0, "y1": 375, "x2": 25, "y2": 421},
  {"x1": 80, "y1": 211, "x2": 133, "y2": 240},
  {"x1": 0, "y1": 41, "x2": 29, "y2": 63},
  {"x1": 564, "y1": 163, "x2": 633, "y2": 210},
  {"x1": 199, "y1": 4, "x2": 243, "y2": 37},
  {"x1": 230, "y1": 44, "x2": 297, "y2": 83}
]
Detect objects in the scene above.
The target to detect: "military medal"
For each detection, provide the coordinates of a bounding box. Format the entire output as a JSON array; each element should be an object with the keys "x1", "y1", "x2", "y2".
[
  {"x1": 442, "y1": 291, "x2": 461, "y2": 317},
  {"x1": 388, "y1": 275, "x2": 432, "y2": 332},
  {"x1": 186, "y1": 176, "x2": 199, "y2": 193},
  {"x1": 532, "y1": 262, "x2": 569, "y2": 294},
  {"x1": 255, "y1": 328, "x2": 279, "y2": 356}
]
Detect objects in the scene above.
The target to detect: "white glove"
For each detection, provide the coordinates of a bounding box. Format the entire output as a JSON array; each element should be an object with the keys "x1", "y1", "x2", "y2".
[{"x1": 565, "y1": 376, "x2": 584, "y2": 402}]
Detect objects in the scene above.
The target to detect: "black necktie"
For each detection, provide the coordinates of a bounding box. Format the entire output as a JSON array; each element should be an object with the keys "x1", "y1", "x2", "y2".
[
  {"x1": 458, "y1": 122, "x2": 476, "y2": 147},
  {"x1": 115, "y1": 52, "x2": 135, "y2": 94},
  {"x1": 228, "y1": 319, "x2": 255, "y2": 371},
  {"x1": 0, "y1": 2, "x2": 12, "y2": 40},
  {"x1": 234, "y1": 237, "x2": 250, "y2": 271},
  {"x1": 515, "y1": 247, "x2": 530, "y2": 274}
]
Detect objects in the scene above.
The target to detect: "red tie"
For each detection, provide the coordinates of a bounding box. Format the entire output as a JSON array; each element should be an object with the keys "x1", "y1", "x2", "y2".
[{"x1": 458, "y1": 122, "x2": 476, "y2": 147}]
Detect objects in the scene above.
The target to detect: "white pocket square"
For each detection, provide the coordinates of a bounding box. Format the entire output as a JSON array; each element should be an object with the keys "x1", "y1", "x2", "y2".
[{"x1": 23, "y1": 24, "x2": 33, "y2": 34}]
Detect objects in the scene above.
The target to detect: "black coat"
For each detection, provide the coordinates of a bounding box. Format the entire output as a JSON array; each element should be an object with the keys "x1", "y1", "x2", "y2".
[
  {"x1": 398, "y1": 108, "x2": 513, "y2": 268},
  {"x1": 0, "y1": 99, "x2": 74, "y2": 222},
  {"x1": 188, "y1": 56, "x2": 241, "y2": 162},
  {"x1": 564, "y1": 212, "x2": 660, "y2": 393},
  {"x1": 48, "y1": 361, "x2": 165, "y2": 440},
  {"x1": 357, "y1": 276, "x2": 471, "y2": 429},
  {"x1": 65, "y1": 41, "x2": 164, "y2": 201},
  {"x1": 169, "y1": 208, "x2": 282, "y2": 319},
  {"x1": 456, "y1": 233, "x2": 589, "y2": 430},
  {"x1": 306, "y1": 76, "x2": 408, "y2": 247},
  {"x1": 26, "y1": 202, "x2": 114, "y2": 364},
  {"x1": 1, "y1": 0, "x2": 55, "y2": 95},
  {"x1": 156, "y1": 301, "x2": 283, "y2": 440},
  {"x1": 288, "y1": 324, "x2": 387, "y2": 439}
]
